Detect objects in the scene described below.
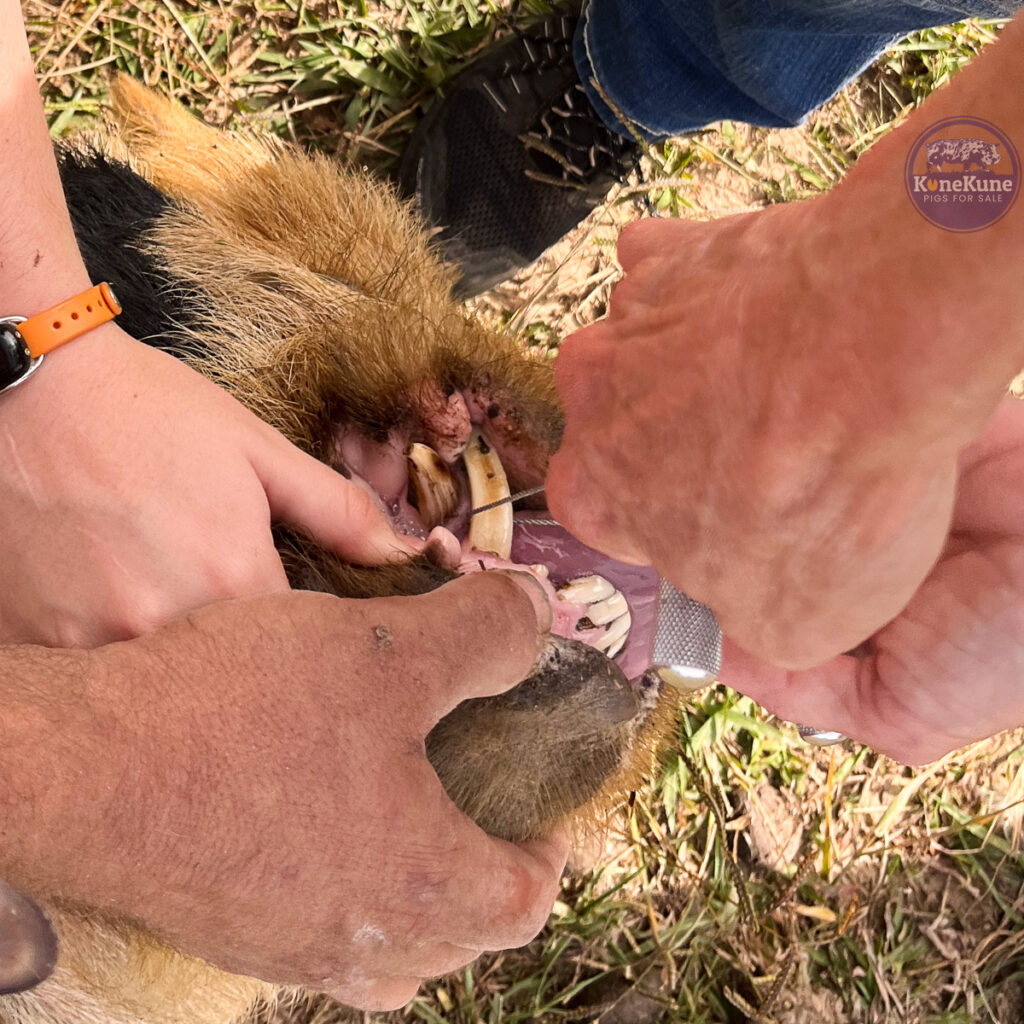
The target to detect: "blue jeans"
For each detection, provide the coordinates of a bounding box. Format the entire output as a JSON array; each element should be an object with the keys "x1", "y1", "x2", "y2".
[{"x1": 574, "y1": 0, "x2": 1019, "y2": 140}]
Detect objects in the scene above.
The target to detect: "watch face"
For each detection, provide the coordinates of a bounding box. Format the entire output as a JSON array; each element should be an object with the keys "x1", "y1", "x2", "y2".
[{"x1": 0, "y1": 323, "x2": 32, "y2": 392}]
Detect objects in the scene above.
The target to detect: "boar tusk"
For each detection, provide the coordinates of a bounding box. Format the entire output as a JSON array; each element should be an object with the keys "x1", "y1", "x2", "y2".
[
  {"x1": 407, "y1": 442, "x2": 459, "y2": 529},
  {"x1": 465, "y1": 429, "x2": 512, "y2": 559}
]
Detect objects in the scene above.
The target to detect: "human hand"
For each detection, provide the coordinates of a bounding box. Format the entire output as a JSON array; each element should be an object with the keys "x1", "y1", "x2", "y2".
[
  {"x1": 0, "y1": 322, "x2": 421, "y2": 647},
  {"x1": 547, "y1": 200, "x2": 1007, "y2": 668},
  {"x1": 721, "y1": 398, "x2": 1024, "y2": 764},
  {"x1": 7, "y1": 572, "x2": 565, "y2": 1010}
]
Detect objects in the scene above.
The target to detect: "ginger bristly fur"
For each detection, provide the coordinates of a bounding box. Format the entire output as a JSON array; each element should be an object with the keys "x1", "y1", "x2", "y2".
[
  {"x1": 1, "y1": 79, "x2": 673, "y2": 1024},
  {"x1": 110, "y1": 76, "x2": 561, "y2": 482}
]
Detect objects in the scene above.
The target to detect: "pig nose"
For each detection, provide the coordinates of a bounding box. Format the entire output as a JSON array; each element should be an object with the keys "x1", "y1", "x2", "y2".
[
  {"x1": 0, "y1": 880, "x2": 58, "y2": 995},
  {"x1": 426, "y1": 636, "x2": 645, "y2": 841}
]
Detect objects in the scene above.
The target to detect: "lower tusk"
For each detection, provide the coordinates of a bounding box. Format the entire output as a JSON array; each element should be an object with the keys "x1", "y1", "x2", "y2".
[
  {"x1": 465, "y1": 429, "x2": 512, "y2": 559},
  {"x1": 407, "y1": 443, "x2": 459, "y2": 529}
]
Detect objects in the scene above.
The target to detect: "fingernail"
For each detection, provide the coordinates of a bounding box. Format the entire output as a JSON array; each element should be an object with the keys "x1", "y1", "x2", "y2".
[
  {"x1": 493, "y1": 570, "x2": 553, "y2": 635},
  {"x1": 425, "y1": 527, "x2": 462, "y2": 568},
  {"x1": 0, "y1": 881, "x2": 58, "y2": 995}
]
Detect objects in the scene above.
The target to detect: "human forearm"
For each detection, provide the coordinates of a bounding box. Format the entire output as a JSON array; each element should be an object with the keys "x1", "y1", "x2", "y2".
[
  {"x1": 0, "y1": 646, "x2": 111, "y2": 900},
  {"x1": 809, "y1": 12, "x2": 1024, "y2": 454},
  {"x1": 0, "y1": 582, "x2": 562, "y2": 1010},
  {"x1": 0, "y1": 0, "x2": 91, "y2": 313}
]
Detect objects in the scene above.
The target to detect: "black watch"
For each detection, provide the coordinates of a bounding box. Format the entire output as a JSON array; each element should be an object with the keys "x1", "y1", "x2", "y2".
[{"x1": 0, "y1": 318, "x2": 40, "y2": 395}]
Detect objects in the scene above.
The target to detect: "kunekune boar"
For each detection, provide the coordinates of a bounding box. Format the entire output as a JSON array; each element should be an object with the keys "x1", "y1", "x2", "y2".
[{"x1": 0, "y1": 78, "x2": 677, "y2": 1024}]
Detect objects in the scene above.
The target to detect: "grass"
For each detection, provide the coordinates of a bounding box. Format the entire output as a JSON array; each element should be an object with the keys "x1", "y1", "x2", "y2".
[{"x1": 25, "y1": 4, "x2": 1023, "y2": 1022}]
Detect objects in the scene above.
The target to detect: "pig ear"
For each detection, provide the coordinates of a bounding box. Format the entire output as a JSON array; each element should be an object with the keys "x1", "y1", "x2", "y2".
[{"x1": 109, "y1": 75, "x2": 275, "y2": 201}]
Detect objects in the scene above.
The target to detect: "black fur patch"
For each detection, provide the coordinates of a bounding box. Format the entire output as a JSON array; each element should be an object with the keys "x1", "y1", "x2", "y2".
[{"x1": 59, "y1": 148, "x2": 203, "y2": 354}]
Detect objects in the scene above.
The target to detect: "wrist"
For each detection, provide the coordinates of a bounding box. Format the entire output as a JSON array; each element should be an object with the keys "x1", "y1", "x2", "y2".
[
  {"x1": 0, "y1": 321, "x2": 135, "y2": 426},
  {"x1": 815, "y1": 32, "x2": 1024, "y2": 448},
  {"x1": 0, "y1": 262, "x2": 93, "y2": 324},
  {"x1": 808, "y1": 172, "x2": 1021, "y2": 458}
]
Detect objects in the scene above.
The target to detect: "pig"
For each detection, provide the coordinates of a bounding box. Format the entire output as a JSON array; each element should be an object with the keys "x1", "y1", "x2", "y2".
[
  {"x1": 0, "y1": 78, "x2": 677, "y2": 1024},
  {"x1": 925, "y1": 137, "x2": 1001, "y2": 173}
]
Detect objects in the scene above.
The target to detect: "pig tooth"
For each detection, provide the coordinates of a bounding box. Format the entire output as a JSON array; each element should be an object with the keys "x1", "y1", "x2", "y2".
[
  {"x1": 407, "y1": 443, "x2": 459, "y2": 529},
  {"x1": 606, "y1": 635, "x2": 627, "y2": 659},
  {"x1": 530, "y1": 564, "x2": 550, "y2": 579},
  {"x1": 592, "y1": 611, "x2": 631, "y2": 652},
  {"x1": 465, "y1": 429, "x2": 512, "y2": 559},
  {"x1": 588, "y1": 590, "x2": 628, "y2": 625},
  {"x1": 556, "y1": 575, "x2": 614, "y2": 604}
]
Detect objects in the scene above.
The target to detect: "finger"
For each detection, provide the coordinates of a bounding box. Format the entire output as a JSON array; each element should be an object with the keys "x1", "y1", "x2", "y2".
[
  {"x1": 720, "y1": 638, "x2": 943, "y2": 764},
  {"x1": 391, "y1": 571, "x2": 551, "y2": 725},
  {"x1": 422, "y1": 815, "x2": 568, "y2": 952},
  {"x1": 552, "y1": 321, "x2": 615, "y2": 415},
  {"x1": 545, "y1": 446, "x2": 648, "y2": 566},
  {"x1": 722, "y1": 637, "x2": 860, "y2": 729},
  {"x1": 953, "y1": 399, "x2": 1024, "y2": 537},
  {"x1": 548, "y1": 334, "x2": 648, "y2": 564},
  {"x1": 385, "y1": 941, "x2": 481, "y2": 980},
  {"x1": 251, "y1": 431, "x2": 422, "y2": 565}
]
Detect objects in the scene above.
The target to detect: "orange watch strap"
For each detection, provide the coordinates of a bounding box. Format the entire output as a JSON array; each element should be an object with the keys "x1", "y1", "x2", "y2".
[{"x1": 17, "y1": 283, "x2": 122, "y2": 359}]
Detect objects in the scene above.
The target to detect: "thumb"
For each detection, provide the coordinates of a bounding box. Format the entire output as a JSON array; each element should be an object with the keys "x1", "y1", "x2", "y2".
[
  {"x1": 721, "y1": 638, "x2": 941, "y2": 765},
  {"x1": 395, "y1": 571, "x2": 552, "y2": 728},
  {"x1": 251, "y1": 429, "x2": 422, "y2": 566}
]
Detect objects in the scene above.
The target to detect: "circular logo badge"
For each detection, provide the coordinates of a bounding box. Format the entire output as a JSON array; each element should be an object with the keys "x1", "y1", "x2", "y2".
[{"x1": 904, "y1": 116, "x2": 1019, "y2": 232}]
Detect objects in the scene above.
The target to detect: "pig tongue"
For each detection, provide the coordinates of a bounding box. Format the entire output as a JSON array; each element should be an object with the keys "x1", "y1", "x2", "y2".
[{"x1": 510, "y1": 512, "x2": 660, "y2": 682}]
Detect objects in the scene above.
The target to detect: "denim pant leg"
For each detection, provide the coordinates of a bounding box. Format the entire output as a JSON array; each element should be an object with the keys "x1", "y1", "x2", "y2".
[{"x1": 573, "y1": 0, "x2": 1020, "y2": 139}]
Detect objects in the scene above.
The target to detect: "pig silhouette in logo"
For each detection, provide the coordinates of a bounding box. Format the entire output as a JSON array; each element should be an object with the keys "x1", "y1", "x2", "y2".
[{"x1": 925, "y1": 137, "x2": 1001, "y2": 173}]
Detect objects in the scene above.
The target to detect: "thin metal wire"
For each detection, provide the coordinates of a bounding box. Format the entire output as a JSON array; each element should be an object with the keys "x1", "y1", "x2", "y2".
[{"x1": 469, "y1": 484, "x2": 547, "y2": 516}]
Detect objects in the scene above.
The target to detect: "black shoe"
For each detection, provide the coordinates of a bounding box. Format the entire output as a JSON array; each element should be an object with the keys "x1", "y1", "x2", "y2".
[{"x1": 399, "y1": 9, "x2": 639, "y2": 297}]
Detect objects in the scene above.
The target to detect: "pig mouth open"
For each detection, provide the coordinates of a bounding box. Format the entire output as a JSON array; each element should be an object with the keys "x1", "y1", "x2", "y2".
[
  {"x1": 329, "y1": 388, "x2": 669, "y2": 841},
  {"x1": 7, "y1": 77, "x2": 683, "y2": 1024},
  {"x1": 334, "y1": 386, "x2": 661, "y2": 685}
]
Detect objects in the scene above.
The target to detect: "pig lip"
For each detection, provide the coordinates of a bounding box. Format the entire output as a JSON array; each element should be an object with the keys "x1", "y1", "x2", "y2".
[{"x1": 510, "y1": 513, "x2": 662, "y2": 682}]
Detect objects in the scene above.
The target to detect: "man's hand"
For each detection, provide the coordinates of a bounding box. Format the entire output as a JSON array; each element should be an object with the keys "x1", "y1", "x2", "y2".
[
  {"x1": 546, "y1": 193, "x2": 1023, "y2": 669},
  {"x1": 1, "y1": 572, "x2": 566, "y2": 1011},
  {"x1": 548, "y1": 18, "x2": 1024, "y2": 674},
  {"x1": 724, "y1": 398, "x2": 1024, "y2": 764},
  {"x1": 0, "y1": 322, "x2": 421, "y2": 647}
]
